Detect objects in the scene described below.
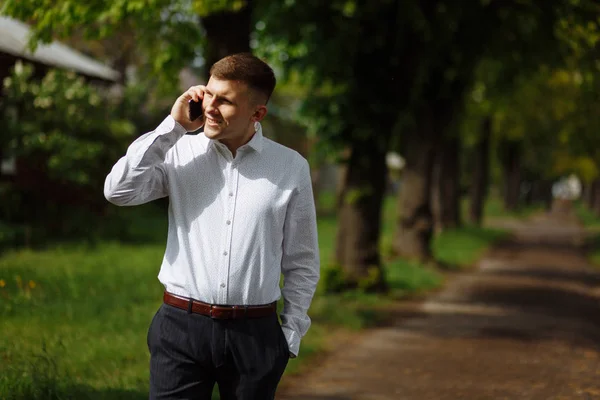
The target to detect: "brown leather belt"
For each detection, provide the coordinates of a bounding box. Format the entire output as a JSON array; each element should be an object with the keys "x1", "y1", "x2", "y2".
[{"x1": 163, "y1": 291, "x2": 277, "y2": 319}]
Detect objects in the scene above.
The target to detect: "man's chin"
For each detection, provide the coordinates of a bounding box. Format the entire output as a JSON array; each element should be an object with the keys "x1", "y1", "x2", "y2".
[{"x1": 203, "y1": 126, "x2": 221, "y2": 138}]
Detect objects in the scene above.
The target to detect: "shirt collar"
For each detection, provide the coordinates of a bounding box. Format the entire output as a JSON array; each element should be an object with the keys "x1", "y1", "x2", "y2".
[
  {"x1": 199, "y1": 122, "x2": 264, "y2": 154},
  {"x1": 246, "y1": 122, "x2": 264, "y2": 153}
]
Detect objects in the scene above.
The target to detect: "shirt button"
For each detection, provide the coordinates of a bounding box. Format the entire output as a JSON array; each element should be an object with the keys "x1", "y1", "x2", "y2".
[
  {"x1": 229, "y1": 192, "x2": 233, "y2": 197},
  {"x1": 226, "y1": 220, "x2": 231, "y2": 225},
  {"x1": 223, "y1": 251, "x2": 228, "y2": 256},
  {"x1": 220, "y1": 283, "x2": 226, "y2": 288}
]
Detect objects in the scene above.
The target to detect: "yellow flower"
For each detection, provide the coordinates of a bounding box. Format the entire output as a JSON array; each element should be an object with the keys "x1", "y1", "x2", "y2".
[
  {"x1": 0, "y1": 279, "x2": 5, "y2": 288},
  {"x1": 28, "y1": 280, "x2": 36, "y2": 289}
]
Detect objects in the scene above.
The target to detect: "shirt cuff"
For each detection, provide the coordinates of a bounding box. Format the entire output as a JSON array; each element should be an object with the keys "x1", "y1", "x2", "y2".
[
  {"x1": 282, "y1": 325, "x2": 300, "y2": 358},
  {"x1": 158, "y1": 115, "x2": 188, "y2": 136}
]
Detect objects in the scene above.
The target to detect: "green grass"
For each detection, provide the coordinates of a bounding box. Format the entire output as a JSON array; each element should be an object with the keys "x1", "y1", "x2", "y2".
[
  {"x1": 590, "y1": 245, "x2": 600, "y2": 267},
  {"x1": 0, "y1": 194, "x2": 508, "y2": 399},
  {"x1": 433, "y1": 225, "x2": 508, "y2": 269},
  {"x1": 575, "y1": 202, "x2": 600, "y2": 230},
  {"x1": 0, "y1": 243, "x2": 164, "y2": 398}
]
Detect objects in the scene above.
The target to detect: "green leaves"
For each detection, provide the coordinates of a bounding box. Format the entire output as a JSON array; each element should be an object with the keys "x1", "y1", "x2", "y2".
[
  {"x1": 192, "y1": 0, "x2": 247, "y2": 16},
  {"x1": 1, "y1": 61, "x2": 134, "y2": 185},
  {"x1": 1, "y1": 0, "x2": 203, "y2": 89}
]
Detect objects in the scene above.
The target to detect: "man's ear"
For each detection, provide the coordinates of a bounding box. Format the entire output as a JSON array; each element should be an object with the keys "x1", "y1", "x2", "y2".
[{"x1": 252, "y1": 105, "x2": 268, "y2": 122}]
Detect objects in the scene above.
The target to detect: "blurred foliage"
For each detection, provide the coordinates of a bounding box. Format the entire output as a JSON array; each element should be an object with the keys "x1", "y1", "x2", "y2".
[
  {"x1": 460, "y1": 1, "x2": 600, "y2": 192},
  {"x1": 3, "y1": 0, "x2": 599, "y2": 179},
  {"x1": 488, "y1": 64, "x2": 600, "y2": 185},
  {"x1": 254, "y1": 1, "x2": 600, "y2": 147},
  {"x1": 2, "y1": 62, "x2": 134, "y2": 184},
  {"x1": 0, "y1": 62, "x2": 147, "y2": 246},
  {"x1": 1, "y1": 0, "x2": 199, "y2": 90},
  {"x1": 1, "y1": 0, "x2": 599, "y2": 262},
  {"x1": 192, "y1": 0, "x2": 247, "y2": 16},
  {"x1": 256, "y1": 0, "x2": 408, "y2": 151},
  {"x1": 0, "y1": 0, "x2": 251, "y2": 91},
  {"x1": 3, "y1": 0, "x2": 598, "y2": 180}
]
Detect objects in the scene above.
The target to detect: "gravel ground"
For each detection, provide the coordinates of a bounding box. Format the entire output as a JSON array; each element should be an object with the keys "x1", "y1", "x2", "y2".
[{"x1": 279, "y1": 213, "x2": 600, "y2": 400}]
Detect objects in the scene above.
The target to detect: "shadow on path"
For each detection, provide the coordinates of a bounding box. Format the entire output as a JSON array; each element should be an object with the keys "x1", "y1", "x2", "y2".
[{"x1": 279, "y1": 214, "x2": 600, "y2": 400}]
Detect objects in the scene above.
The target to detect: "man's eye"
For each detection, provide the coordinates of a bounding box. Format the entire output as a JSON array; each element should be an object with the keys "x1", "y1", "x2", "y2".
[{"x1": 205, "y1": 93, "x2": 212, "y2": 98}]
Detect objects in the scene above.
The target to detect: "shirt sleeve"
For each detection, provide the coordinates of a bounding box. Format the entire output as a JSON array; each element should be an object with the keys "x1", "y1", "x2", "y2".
[
  {"x1": 280, "y1": 159, "x2": 320, "y2": 357},
  {"x1": 104, "y1": 116, "x2": 187, "y2": 206}
]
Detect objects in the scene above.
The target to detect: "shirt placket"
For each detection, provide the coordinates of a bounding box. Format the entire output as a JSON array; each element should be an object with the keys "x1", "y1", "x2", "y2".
[{"x1": 218, "y1": 154, "x2": 240, "y2": 305}]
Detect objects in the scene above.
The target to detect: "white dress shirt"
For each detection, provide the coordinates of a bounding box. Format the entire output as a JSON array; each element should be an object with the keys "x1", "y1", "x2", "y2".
[{"x1": 104, "y1": 116, "x2": 320, "y2": 356}]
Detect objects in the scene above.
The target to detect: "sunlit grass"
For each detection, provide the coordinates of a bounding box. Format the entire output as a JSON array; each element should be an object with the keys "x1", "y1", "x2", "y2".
[{"x1": 433, "y1": 225, "x2": 508, "y2": 269}]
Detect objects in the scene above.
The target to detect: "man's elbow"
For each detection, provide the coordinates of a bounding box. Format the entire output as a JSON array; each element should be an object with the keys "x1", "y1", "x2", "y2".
[
  {"x1": 104, "y1": 189, "x2": 125, "y2": 206},
  {"x1": 104, "y1": 182, "x2": 132, "y2": 206}
]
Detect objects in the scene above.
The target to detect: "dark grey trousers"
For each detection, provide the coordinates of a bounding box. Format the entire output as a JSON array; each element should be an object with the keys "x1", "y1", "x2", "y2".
[{"x1": 147, "y1": 303, "x2": 289, "y2": 400}]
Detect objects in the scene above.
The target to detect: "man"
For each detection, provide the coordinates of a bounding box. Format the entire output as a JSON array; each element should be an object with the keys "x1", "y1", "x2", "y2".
[{"x1": 104, "y1": 53, "x2": 320, "y2": 399}]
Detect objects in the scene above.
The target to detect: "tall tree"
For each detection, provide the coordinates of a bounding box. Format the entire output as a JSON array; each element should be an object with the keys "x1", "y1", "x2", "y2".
[
  {"x1": 258, "y1": 0, "x2": 419, "y2": 290},
  {"x1": 431, "y1": 133, "x2": 461, "y2": 233},
  {"x1": 468, "y1": 116, "x2": 492, "y2": 225},
  {"x1": 393, "y1": 1, "x2": 499, "y2": 261},
  {"x1": 196, "y1": 0, "x2": 254, "y2": 80},
  {"x1": 260, "y1": 0, "x2": 600, "y2": 275},
  {"x1": 498, "y1": 139, "x2": 523, "y2": 211}
]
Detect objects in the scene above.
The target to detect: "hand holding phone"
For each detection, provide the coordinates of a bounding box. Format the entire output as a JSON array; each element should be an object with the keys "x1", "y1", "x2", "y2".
[
  {"x1": 188, "y1": 99, "x2": 204, "y2": 122},
  {"x1": 170, "y1": 85, "x2": 205, "y2": 132}
]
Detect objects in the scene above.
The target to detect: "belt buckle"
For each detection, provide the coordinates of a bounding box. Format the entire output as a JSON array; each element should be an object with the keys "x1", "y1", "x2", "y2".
[{"x1": 208, "y1": 305, "x2": 249, "y2": 319}]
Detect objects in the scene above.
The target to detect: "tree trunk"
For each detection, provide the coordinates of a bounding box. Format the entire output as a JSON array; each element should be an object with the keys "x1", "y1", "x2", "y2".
[
  {"x1": 500, "y1": 141, "x2": 522, "y2": 211},
  {"x1": 335, "y1": 141, "x2": 388, "y2": 292},
  {"x1": 393, "y1": 109, "x2": 436, "y2": 262},
  {"x1": 543, "y1": 180, "x2": 553, "y2": 211},
  {"x1": 432, "y1": 134, "x2": 461, "y2": 233},
  {"x1": 593, "y1": 180, "x2": 600, "y2": 217},
  {"x1": 431, "y1": 160, "x2": 441, "y2": 232},
  {"x1": 200, "y1": 0, "x2": 253, "y2": 79},
  {"x1": 469, "y1": 116, "x2": 491, "y2": 225},
  {"x1": 523, "y1": 181, "x2": 533, "y2": 206},
  {"x1": 530, "y1": 179, "x2": 553, "y2": 211},
  {"x1": 585, "y1": 180, "x2": 597, "y2": 210}
]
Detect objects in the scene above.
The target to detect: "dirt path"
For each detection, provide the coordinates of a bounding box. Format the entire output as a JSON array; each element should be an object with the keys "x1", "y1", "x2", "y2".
[{"x1": 279, "y1": 213, "x2": 600, "y2": 399}]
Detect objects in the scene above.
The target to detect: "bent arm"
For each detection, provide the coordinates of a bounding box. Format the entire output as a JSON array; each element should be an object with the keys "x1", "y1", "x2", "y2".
[
  {"x1": 104, "y1": 116, "x2": 187, "y2": 206},
  {"x1": 280, "y1": 161, "x2": 320, "y2": 357}
]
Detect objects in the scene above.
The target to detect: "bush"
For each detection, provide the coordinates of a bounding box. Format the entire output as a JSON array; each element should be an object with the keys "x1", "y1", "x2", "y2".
[{"x1": 0, "y1": 62, "x2": 155, "y2": 246}]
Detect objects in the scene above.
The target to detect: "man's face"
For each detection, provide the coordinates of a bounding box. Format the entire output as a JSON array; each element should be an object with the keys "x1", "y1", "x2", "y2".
[{"x1": 202, "y1": 77, "x2": 258, "y2": 144}]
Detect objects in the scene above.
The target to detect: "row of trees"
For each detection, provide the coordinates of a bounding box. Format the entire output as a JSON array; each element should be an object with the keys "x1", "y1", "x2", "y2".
[{"x1": 1, "y1": 1, "x2": 599, "y2": 289}]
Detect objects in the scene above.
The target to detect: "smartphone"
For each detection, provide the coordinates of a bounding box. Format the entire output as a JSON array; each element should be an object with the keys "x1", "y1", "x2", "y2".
[{"x1": 188, "y1": 99, "x2": 204, "y2": 122}]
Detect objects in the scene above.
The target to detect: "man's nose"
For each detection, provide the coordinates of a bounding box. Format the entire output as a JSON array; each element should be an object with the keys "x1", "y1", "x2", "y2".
[{"x1": 204, "y1": 96, "x2": 218, "y2": 112}]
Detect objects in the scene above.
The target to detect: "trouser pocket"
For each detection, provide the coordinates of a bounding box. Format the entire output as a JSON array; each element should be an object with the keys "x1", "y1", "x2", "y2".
[{"x1": 147, "y1": 304, "x2": 163, "y2": 352}]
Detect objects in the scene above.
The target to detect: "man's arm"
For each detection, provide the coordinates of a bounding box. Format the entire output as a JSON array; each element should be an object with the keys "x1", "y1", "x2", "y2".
[
  {"x1": 104, "y1": 86, "x2": 206, "y2": 206},
  {"x1": 104, "y1": 116, "x2": 187, "y2": 206},
  {"x1": 280, "y1": 159, "x2": 320, "y2": 357}
]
